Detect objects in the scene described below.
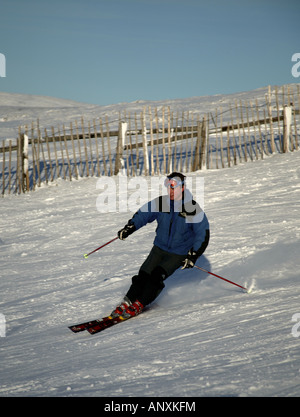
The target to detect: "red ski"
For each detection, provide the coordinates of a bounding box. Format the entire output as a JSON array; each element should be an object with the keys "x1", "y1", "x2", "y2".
[
  {"x1": 69, "y1": 315, "x2": 134, "y2": 335},
  {"x1": 68, "y1": 316, "x2": 112, "y2": 333},
  {"x1": 86, "y1": 315, "x2": 129, "y2": 335}
]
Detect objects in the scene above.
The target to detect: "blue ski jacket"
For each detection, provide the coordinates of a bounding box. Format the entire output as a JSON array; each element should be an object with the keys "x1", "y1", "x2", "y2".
[{"x1": 129, "y1": 190, "x2": 209, "y2": 256}]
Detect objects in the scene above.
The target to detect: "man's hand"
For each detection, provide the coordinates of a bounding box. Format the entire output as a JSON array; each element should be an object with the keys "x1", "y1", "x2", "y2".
[
  {"x1": 182, "y1": 249, "x2": 198, "y2": 269},
  {"x1": 118, "y1": 223, "x2": 136, "y2": 240}
]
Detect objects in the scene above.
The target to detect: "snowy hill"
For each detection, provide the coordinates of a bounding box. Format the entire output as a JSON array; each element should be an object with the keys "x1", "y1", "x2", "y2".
[
  {"x1": 2, "y1": 84, "x2": 299, "y2": 142},
  {"x1": 0, "y1": 88, "x2": 300, "y2": 398}
]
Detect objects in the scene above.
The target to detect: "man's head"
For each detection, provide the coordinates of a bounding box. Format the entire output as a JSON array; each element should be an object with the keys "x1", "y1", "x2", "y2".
[{"x1": 165, "y1": 172, "x2": 185, "y2": 201}]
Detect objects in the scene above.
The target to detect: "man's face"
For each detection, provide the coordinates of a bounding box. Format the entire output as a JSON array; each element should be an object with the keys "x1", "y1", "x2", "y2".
[{"x1": 165, "y1": 178, "x2": 184, "y2": 201}]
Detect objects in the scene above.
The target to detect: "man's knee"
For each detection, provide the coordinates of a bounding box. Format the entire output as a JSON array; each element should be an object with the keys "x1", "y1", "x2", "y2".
[
  {"x1": 132, "y1": 270, "x2": 149, "y2": 286},
  {"x1": 128, "y1": 267, "x2": 167, "y2": 306},
  {"x1": 136, "y1": 266, "x2": 166, "y2": 294},
  {"x1": 149, "y1": 266, "x2": 167, "y2": 290}
]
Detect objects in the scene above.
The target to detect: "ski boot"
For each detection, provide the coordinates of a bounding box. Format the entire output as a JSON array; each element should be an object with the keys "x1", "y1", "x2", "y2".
[
  {"x1": 121, "y1": 300, "x2": 144, "y2": 319},
  {"x1": 110, "y1": 296, "x2": 132, "y2": 318}
]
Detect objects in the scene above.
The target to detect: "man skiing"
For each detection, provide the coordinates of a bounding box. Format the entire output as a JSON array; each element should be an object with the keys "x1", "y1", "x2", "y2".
[{"x1": 111, "y1": 172, "x2": 210, "y2": 319}]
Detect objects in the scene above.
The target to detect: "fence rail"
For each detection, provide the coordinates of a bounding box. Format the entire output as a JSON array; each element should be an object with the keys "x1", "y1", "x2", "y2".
[{"x1": 1, "y1": 84, "x2": 300, "y2": 196}]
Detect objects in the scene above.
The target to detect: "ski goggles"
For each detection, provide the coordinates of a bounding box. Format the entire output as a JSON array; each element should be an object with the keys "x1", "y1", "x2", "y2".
[{"x1": 164, "y1": 178, "x2": 183, "y2": 189}]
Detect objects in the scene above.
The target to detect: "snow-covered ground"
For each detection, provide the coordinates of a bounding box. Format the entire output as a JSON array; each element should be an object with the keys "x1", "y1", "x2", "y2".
[
  {"x1": 0, "y1": 89, "x2": 300, "y2": 398},
  {"x1": 1, "y1": 84, "x2": 299, "y2": 143}
]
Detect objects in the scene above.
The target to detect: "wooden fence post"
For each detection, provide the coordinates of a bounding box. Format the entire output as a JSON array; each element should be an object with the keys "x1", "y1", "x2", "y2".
[
  {"x1": 167, "y1": 107, "x2": 172, "y2": 173},
  {"x1": 219, "y1": 109, "x2": 225, "y2": 168},
  {"x1": 63, "y1": 125, "x2": 72, "y2": 181},
  {"x1": 105, "y1": 116, "x2": 113, "y2": 176},
  {"x1": 249, "y1": 100, "x2": 259, "y2": 160},
  {"x1": 161, "y1": 107, "x2": 166, "y2": 174},
  {"x1": 266, "y1": 86, "x2": 275, "y2": 153},
  {"x1": 192, "y1": 121, "x2": 201, "y2": 171},
  {"x1": 92, "y1": 119, "x2": 101, "y2": 177},
  {"x1": 239, "y1": 100, "x2": 247, "y2": 162},
  {"x1": 57, "y1": 126, "x2": 66, "y2": 180},
  {"x1": 70, "y1": 122, "x2": 79, "y2": 179},
  {"x1": 87, "y1": 121, "x2": 94, "y2": 177},
  {"x1": 234, "y1": 101, "x2": 243, "y2": 162},
  {"x1": 114, "y1": 121, "x2": 127, "y2": 175},
  {"x1": 155, "y1": 108, "x2": 160, "y2": 175},
  {"x1": 16, "y1": 134, "x2": 22, "y2": 193},
  {"x1": 81, "y1": 117, "x2": 89, "y2": 177},
  {"x1": 149, "y1": 107, "x2": 155, "y2": 176},
  {"x1": 255, "y1": 99, "x2": 264, "y2": 159},
  {"x1": 206, "y1": 115, "x2": 210, "y2": 169},
  {"x1": 19, "y1": 131, "x2": 24, "y2": 192},
  {"x1": 8, "y1": 139, "x2": 12, "y2": 194},
  {"x1": 22, "y1": 133, "x2": 30, "y2": 191},
  {"x1": 214, "y1": 109, "x2": 219, "y2": 169},
  {"x1": 282, "y1": 105, "x2": 292, "y2": 153},
  {"x1": 51, "y1": 126, "x2": 60, "y2": 180},
  {"x1": 245, "y1": 101, "x2": 253, "y2": 161},
  {"x1": 44, "y1": 129, "x2": 54, "y2": 182},
  {"x1": 2, "y1": 140, "x2": 5, "y2": 196},
  {"x1": 200, "y1": 116, "x2": 207, "y2": 170},
  {"x1": 290, "y1": 90, "x2": 299, "y2": 151},
  {"x1": 99, "y1": 119, "x2": 107, "y2": 176},
  {"x1": 226, "y1": 126, "x2": 231, "y2": 168},
  {"x1": 141, "y1": 110, "x2": 149, "y2": 176},
  {"x1": 127, "y1": 114, "x2": 135, "y2": 176},
  {"x1": 38, "y1": 121, "x2": 49, "y2": 184},
  {"x1": 19, "y1": 131, "x2": 29, "y2": 192},
  {"x1": 75, "y1": 121, "x2": 84, "y2": 177}
]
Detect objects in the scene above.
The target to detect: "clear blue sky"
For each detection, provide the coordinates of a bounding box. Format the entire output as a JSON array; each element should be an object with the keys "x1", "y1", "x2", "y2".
[{"x1": 0, "y1": 0, "x2": 299, "y2": 105}]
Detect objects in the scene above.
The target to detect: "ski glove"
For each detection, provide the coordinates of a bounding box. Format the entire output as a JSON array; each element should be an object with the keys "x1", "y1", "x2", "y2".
[
  {"x1": 182, "y1": 249, "x2": 198, "y2": 269},
  {"x1": 118, "y1": 222, "x2": 136, "y2": 240}
]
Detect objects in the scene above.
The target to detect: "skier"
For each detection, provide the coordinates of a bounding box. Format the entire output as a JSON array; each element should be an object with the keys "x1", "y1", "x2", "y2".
[{"x1": 111, "y1": 172, "x2": 210, "y2": 319}]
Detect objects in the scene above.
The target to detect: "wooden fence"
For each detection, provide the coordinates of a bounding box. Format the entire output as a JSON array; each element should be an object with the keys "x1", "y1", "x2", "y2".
[{"x1": 1, "y1": 84, "x2": 300, "y2": 196}]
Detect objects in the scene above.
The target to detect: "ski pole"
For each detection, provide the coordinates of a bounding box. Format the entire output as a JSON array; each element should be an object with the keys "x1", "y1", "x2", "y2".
[
  {"x1": 194, "y1": 265, "x2": 249, "y2": 292},
  {"x1": 83, "y1": 236, "x2": 118, "y2": 259}
]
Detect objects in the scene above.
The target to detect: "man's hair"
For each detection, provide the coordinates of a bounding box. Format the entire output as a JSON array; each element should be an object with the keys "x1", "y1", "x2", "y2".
[{"x1": 166, "y1": 172, "x2": 186, "y2": 185}]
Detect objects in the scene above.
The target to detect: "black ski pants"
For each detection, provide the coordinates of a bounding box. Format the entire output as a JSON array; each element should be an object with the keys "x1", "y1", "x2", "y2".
[{"x1": 126, "y1": 245, "x2": 186, "y2": 307}]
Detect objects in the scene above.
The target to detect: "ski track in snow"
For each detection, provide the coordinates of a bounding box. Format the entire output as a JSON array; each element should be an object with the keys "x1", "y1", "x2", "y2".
[{"x1": 0, "y1": 89, "x2": 300, "y2": 397}]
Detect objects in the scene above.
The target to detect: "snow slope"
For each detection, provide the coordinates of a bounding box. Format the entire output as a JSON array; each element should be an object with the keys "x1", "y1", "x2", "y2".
[
  {"x1": 0, "y1": 89, "x2": 300, "y2": 398},
  {"x1": 2, "y1": 84, "x2": 299, "y2": 142}
]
